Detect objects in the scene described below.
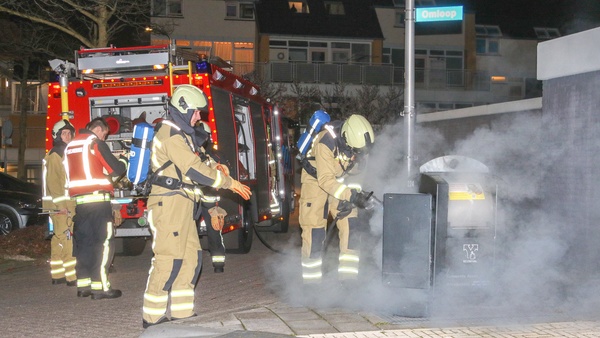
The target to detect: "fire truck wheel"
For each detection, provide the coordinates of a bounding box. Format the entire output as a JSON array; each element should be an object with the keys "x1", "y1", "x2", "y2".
[{"x1": 226, "y1": 205, "x2": 253, "y2": 254}]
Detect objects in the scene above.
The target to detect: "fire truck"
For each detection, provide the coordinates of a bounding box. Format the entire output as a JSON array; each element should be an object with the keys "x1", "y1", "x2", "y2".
[{"x1": 46, "y1": 44, "x2": 295, "y2": 255}]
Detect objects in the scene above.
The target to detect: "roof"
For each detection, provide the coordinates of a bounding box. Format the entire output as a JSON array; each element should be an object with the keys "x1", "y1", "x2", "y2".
[{"x1": 255, "y1": 0, "x2": 384, "y2": 40}]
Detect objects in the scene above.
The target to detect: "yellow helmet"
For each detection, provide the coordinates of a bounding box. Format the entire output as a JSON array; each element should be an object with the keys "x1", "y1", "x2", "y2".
[
  {"x1": 341, "y1": 114, "x2": 374, "y2": 149},
  {"x1": 170, "y1": 85, "x2": 208, "y2": 115}
]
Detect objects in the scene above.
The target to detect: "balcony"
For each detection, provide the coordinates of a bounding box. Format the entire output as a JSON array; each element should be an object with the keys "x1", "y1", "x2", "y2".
[{"x1": 227, "y1": 62, "x2": 541, "y2": 106}]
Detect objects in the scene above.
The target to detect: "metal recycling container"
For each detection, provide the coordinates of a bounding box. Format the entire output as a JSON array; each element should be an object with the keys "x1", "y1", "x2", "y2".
[{"x1": 383, "y1": 156, "x2": 499, "y2": 295}]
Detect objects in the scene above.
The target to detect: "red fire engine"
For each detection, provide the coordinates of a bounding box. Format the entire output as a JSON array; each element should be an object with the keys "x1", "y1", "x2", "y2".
[{"x1": 46, "y1": 44, "x2": 295, "y2": 255}]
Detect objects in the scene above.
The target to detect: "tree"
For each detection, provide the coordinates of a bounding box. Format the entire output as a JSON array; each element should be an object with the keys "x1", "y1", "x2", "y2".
[
  {"x1": 0, "y1": 18, "x2": 77, "y2": 179},
  {"x1": 0, "y1": 0, "x2": 151, "y2": 48}
]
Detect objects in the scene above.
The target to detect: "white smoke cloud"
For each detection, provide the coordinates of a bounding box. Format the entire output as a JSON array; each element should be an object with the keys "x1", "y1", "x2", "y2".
[{"x1": 264, "y1": 110, "x2": 600, "y2": 324}]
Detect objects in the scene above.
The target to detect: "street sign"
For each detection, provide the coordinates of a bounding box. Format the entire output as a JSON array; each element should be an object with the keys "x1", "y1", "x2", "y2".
[{"x1": 416, "y1": 6, "x2": 463, "y2": 22}]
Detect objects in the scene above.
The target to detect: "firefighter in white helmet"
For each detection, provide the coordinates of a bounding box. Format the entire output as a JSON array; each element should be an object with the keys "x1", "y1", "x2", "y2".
[
  {"x1": 298, "y1": 114, "x2": 375, "y2": 285},
  {"x1": 142, "y1": 85, "x2": 251, "y2": 328},
  {"x1": 43, "y1": 119, "x2": 77, "y2": 286}
]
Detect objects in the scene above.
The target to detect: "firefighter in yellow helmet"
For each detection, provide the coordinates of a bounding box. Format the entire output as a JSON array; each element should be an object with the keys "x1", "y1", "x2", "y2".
[
  {"x1": 299, "y1": 114, "x2": 375, "y2": 285},
  {"x1": 43, "y1": 119, "x2": 77, "y2": 286},
  {"x1": 142, "y1": 85, "x2": 251, "y2": 328}
]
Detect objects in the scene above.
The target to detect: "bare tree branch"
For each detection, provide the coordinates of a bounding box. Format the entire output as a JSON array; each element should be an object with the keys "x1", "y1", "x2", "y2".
[{"x1": 0, "y1": 0, "x2": 150, "y2": 48}]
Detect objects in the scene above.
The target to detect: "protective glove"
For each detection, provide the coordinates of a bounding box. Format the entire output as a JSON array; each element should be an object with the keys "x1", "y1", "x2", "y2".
[
  {"x1": 208, "y1": 206, "x2": 227, "y2": 231},
  {"x1": 337, "y1": 200, "x2": 354, "y2": 219},
  {"x1": 350, "y1": 190, "x2": 373, "y2": 209},
  {"x1": 229, "y1": 179, "x2": 252, "y2": 200},
  {"x1": 215, "y1": 163, "x2": 230, "y2": 176}
]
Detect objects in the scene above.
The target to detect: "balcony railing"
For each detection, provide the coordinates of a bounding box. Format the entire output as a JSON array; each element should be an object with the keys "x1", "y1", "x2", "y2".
[{"x1": 227, "y1": 62, "x2": 538, "y2": 96}]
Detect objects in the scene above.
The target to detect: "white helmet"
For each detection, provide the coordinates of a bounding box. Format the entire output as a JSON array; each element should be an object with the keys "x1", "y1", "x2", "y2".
[
  {"x1": 170, "y1": 85, "x2": 208, "y2": 115},
  {"x1": 341, "y1": 114, "x2": 374, "y2": 150},
  {"x1": 52, "y1": 119, "x2": 75, "y2": 139}
]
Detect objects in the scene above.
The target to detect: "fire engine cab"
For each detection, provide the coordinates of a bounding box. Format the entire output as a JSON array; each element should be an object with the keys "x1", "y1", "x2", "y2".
[{"x1": 46, "y1": 44, "x2": 295, "y2": 255}]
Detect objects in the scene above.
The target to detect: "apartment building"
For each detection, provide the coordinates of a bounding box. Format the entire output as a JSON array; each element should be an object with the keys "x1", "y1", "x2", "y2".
[{"x1": 149, "y1": 0, "x2": 600, "y2": 113}]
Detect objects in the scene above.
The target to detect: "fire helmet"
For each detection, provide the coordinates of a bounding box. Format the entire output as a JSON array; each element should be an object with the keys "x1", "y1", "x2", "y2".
[
  {"x1": 52, "y1": 119, "x2": 75, "y2": 140},
  {"x1": 169, "y1": 85, "x2": 208, "y2": 134},
  {"x1": 170, "y1": 85, "x2": 208, "y2": 115},
  {"x1": 341, "y1": 114, "x2": 374, "y2": 150}
]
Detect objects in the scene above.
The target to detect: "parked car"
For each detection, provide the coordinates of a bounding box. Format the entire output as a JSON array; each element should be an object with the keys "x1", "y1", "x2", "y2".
[{"x1": 0, "y1": 172, "x2": 46, "y2": 235}]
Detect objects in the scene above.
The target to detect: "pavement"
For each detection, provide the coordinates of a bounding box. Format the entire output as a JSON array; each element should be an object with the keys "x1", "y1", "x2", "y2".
[{"x1": 140, "y1": 300, "x2": 600, "y2": 338}]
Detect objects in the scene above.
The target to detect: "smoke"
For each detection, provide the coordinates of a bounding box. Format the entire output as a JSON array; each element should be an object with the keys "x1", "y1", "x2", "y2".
[{"x1": 263, "y1": 109, "x2": 600, "y2": 325}]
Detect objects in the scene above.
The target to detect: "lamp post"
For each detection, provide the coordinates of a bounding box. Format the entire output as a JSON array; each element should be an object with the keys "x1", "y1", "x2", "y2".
[{"x1": 403, "y1": 0, "x2": 417, "y2": 191}]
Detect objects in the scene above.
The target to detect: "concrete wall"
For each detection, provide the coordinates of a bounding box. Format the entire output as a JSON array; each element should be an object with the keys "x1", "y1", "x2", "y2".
[{"x1": 537, "y1": 27, "x2": 600, "y2": 274}]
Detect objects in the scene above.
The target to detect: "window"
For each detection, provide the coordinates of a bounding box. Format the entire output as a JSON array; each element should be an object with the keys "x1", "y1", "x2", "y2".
[
  {"x1": 289, "y1": 1, "x2": 310, "y2": 14},
  {"x1": 325, "y1": 1, "x2": 344, "y2": 15},
  {"x1": 394, "y1": 9, "x2": 405, "y2": 27},
  {"x1": 152, "y1": 0, "x2": 182, "y2": 17},
  {"x1": 476, "y1": 38, "x2": 499, "y2": 54},
  {"x1": 351, "y1": 43, "x2": 370, "y2": 62},
  {"x1": 226, "y1": 3, "x2": 237, "y2": 17},
  {"x1": 475, "y1": 25, "x2": 502, "y2": 37},
  {"x1": 240, "y1": 3, "x2": 255, "y2": 19},
  {"x1": 226, "y1": 2, "x2": 255, "y2": 20},
  {"x1": 534, "y1": 27, "x2": 560, "y2": 40}
]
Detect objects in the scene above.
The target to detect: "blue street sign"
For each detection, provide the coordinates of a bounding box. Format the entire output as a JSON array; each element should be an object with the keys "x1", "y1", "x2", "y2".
[{"x1": 416, "y1": 6, "x2": 463, "y2": 22}]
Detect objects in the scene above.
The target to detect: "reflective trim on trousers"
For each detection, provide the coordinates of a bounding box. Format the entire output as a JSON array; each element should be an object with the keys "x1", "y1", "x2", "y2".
[
  {"x1": 338, "y1": 253, "x2": 359, "y2": 280},
  {"x1": 302, "y1": 257, "x2": 323, "y2": 284},
  {"x1": 77, "y1": 278, "x2": 91, "y2": 288},
  {"x1": 143, "y1": 306, "x2": 167, "y2": 316},
  {"x1": 99, "y1": 221, "x2": 113, "y2": 291},
  {"x1": 212, "y1": 255, "x2": 225, "y2": 263}
]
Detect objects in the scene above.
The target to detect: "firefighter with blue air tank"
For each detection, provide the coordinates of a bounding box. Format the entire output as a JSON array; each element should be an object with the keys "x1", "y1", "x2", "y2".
[
  {"x1": 142, "y1": 84, "x2": 251, "y2": 328},
  {"x1": 298, "y1": 113, "x2": 375, "y2": 286}
]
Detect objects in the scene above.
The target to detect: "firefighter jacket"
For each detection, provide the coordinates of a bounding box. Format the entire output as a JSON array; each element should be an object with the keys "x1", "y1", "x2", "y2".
[
  {"x1": 64, "y1": 129, "x2": 126, "y2": 197},
  {"x1": 150, "y1": 120, "x2": 233, "y2": 200},
  {"x1": 303, "y1": 121, "x2": 356, "y2": 202},
  {"x1": 42, "y1": 142, "x2": 71, "y2": 211}
]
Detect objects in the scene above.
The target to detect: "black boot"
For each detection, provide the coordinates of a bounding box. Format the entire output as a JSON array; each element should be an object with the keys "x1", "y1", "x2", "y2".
[
  {"x1": 91, "y1": 289, "x2": 122, "y2": 300},
  {"x1": 142, "y1": 316, "x2": 169, "y2": 329},
  {"x1": 52, "y1": 277, "x2": 66, "y2": 285},
  {"x1": 77, "y1": 289, "x2": 92, "y2": 297}
]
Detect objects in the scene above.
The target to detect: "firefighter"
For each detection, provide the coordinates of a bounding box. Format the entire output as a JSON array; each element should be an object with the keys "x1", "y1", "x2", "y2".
[
  {"x1": 64, "y1": 117, "x2": 127, "y2": 300},
  {"x1": 298, "y1": 114, "x2": 375, "y2": 285},
  {"x1": 193, "y1": 122, "x2": 228, "y2": 273},
  {"x1": 142, "y1": 85, "x2": 251, "y2": 328},
  {"x1": 43, "y1": 119, "x2": 77, "y2": 286}
]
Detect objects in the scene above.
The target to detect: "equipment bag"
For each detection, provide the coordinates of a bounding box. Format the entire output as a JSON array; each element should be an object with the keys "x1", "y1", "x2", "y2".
[
  {"x1": 296, "y1": 109, "x2": 330, "y2": 157},
  {"x1": 128, "y1": 122, "x2": 155, "y2": 185}
]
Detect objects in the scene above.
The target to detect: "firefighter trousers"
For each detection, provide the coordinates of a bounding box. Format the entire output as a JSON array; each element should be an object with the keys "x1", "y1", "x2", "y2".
[
  {"x1": 203, "y1": 202, "x2": 225, "y2": 270},
  {"x1": 299, "y1": 180, "x2": 360, "y2": 283},
  {"x1": 50, "y1": 206, "x2": 76, "y2": 282},
  {"x1": 143, "y1": 193, "x2": 202, "y2": 324},
  {"x1": 73, "y1": 200, "x2": 115, "y2": 292}
]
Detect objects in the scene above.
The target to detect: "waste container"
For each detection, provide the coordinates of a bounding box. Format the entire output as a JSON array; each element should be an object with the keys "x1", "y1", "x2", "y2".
[{"x1": 383, "y1": 156, "x2": 499, "y2": 298}]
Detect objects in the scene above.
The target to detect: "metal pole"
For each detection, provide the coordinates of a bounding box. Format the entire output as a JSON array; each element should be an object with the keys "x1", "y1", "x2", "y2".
[{"x1": 404, "y1": 0, "x2": 417, "y2": 191}]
